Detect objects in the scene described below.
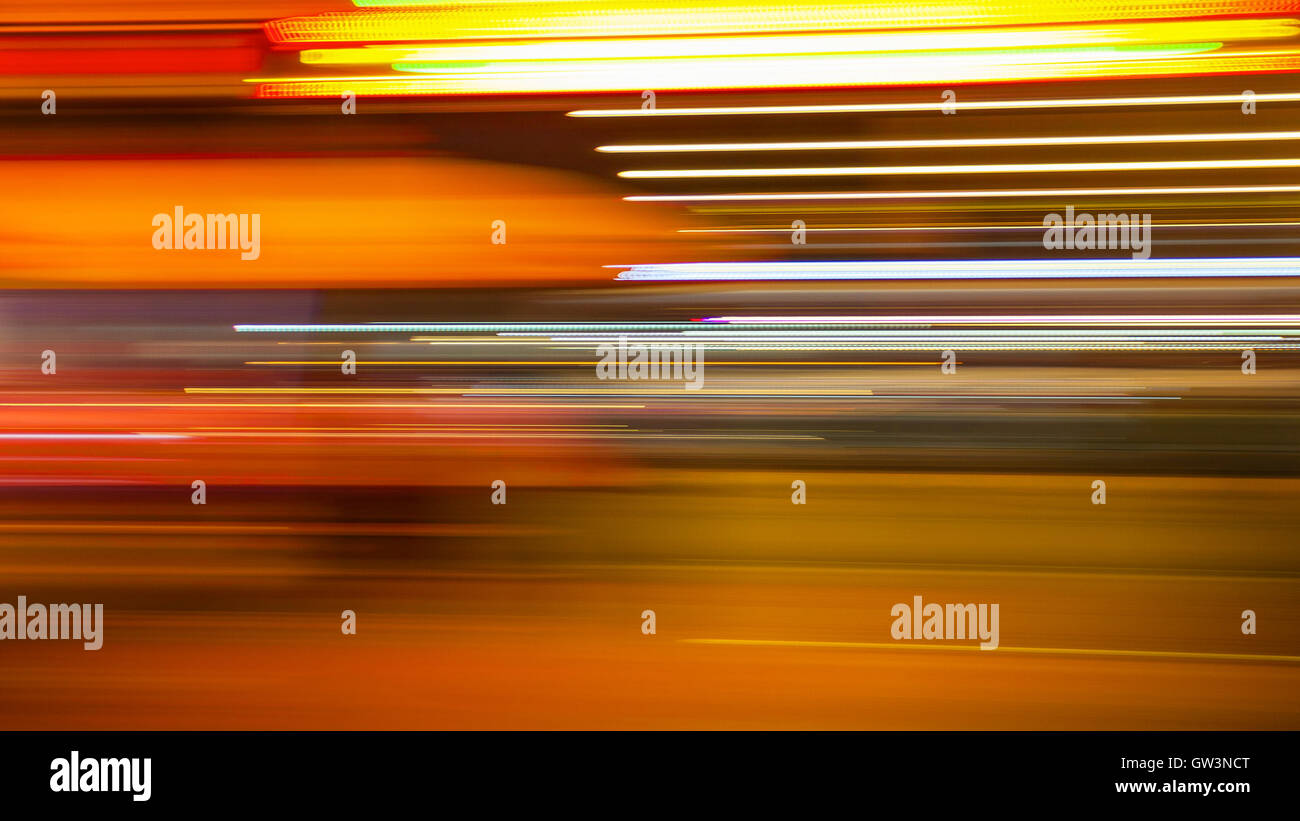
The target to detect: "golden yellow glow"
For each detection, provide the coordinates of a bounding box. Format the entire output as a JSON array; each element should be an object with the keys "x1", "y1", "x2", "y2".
[
  {"x1": 568, "y1": 91, "x2": 1300, "y2": 116},
  {"x1": 267, "y1": 1, "x2": 1300, "y2": 42},
  {"x1": 619, "y1": 157, "x2": 1300, "y2": 179},
  {"x1": 298, "y1": 19, "x2": 1293, "y2": 65},
  {"x1": 252, "y1": 49, "x2": 1300, "y2": 95},
  {"x1": 599, "y1": 130, "x2": 1300, "y2": 153}
]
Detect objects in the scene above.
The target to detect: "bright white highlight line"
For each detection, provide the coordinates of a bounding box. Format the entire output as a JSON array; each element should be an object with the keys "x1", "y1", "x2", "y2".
[
  {"x1": 318, "y1": 25, "x2": 1240, "y2": 64},
  {"x1": 625, "y1": 184, "x2": 1300, "y2": 202},
  {"x1": 539, "y1": 331, "x2": 1297, "y2": 340},
  {"x1": 619, "y1": 157, "x2": 1300, "y2": 179},
  {"x1": 0, "y1": 433, "x2": 188, "y2": 441},
  {"x1": 569, "y1": 92, "x2": 1300, "y2": 118},
  {"x1": 610, "y1": 258, "x2": 1300, "y2": 281},
  {"x1": 678, "y1": 221, "x2": 1300, "y2": 232},
  {"x1": 599, "y1": 130, "x2": 1300, "y2": 153},
  {"x1": 697, "y1": 314, "x2": 1300, "y2": 325}
]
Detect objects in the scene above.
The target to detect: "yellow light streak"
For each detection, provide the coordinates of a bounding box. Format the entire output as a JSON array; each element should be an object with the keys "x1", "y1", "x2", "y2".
[
  {"x1": 568, "y1": 91, "x2": 1300, "y2": 117},
  {"x1": 625, "y1": 184, "x2": 1300, "y2": 202},
  {"x1": 299, "y1": 19, "x2": 1290, "y2": 65},
  {"x1": 244, "y1": 360, "x2": 947, "y2": 366},
  {"x1": 268, "y1": 1, "x2": 1300, "y2": 43},
  {"x1": 600, "y1": 130, "x2": 1300, "y2": 153},
  {"x1": 252, "y1": 49, "x2": 1300, "y2": 96},
  {"x1": 683, "y1": 638, "x2": 1300, "y2": 663},
  {"x1": 620, "y1": 157, "x2": 1300, "y2": 179}
]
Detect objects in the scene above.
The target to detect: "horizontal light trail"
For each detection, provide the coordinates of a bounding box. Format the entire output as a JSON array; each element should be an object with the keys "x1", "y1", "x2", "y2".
[
  {"x1": 235, "y1": 323, "x2": 710, "y2": 333},
  {"x1": 194, "y1": 425, "x2": 631, "y2": 430},
  {"x1": 308, "y1": 24, "x2": 1259, "y2": 65},
  {"x1": 187, "y1": 387, "x2": 877, "y2": 397},
  {"x1": 251, "y1": 48, "x2": 1300, "y2": 96},
  {"x1": 309, "y1": 32, "x2": 1175, "y2": 64},
  {"x1": 182, "y1": 387, "x2": 602, "y2": 394},
  {"x1": 611, "y1": 258, "x2": 1300, "y2": 280},
  {"x1": 468, "y1": 392, "x2": 1180, "y2": 399},
  {"x1": 230, "y1": 317, "x2": 1300, "y2": 349},
  {"x1": 0, "y1": 402, "x2": 647, "y2": 409},
  {"x1": 539, "y1": 329, "x2": 1300, "y2": 338},
  {"x1": 245, "y1": 360, "x2": 946, "y2": 366},
  {"x1": 524, "y1": 344, "x2": 1296, "y2": 351},
  {"x1": 535, "y1": 335, "x2": 1300, "y2": 350},
  {"x1": 624, "y1": 184, "x2": 1300, "y2": 202},
  {"x1": 544, "y1": 342, "x2": 1298, "y2": 349},
  {"x1": 234, "y1": 312, "x2": 1300, "y2": 335},
  {"x1": 0, "y1": 433, "x2": 187, "y2": 441},
  {"x1": 0, "y1": 522, "x2": 532, "y2": 536},
  {"x1": 542, "y1": 345, "x2": 1297, "y2": 352},
  {"x1": 600, "y1": 130, "x2": 1300, "y2": 153},
  {"x1": 570, "y1": 91, "x2": 1300, "y2": 117},
  {"x1": 682, "y1": 638, "x2": 1300, "y2": 662},
  {"x1": 183, "y1": 432, "x2": 824, "y2": 440},
  {"x1": 619, "y1": 157, "x2": 1300, "y2": 179},
  {"x1": 698, "y1": 314, "x2": 1300, "y2": 325},
  {"x1": 185, "y1": 387, "x2": 1127, "y2": 399},
  {"x1": 271, "y1": 1, "x2": 1300, "y2": 43},
  {"x1": 679, "y1": 221, "x2": 1300, "y2": 232}
]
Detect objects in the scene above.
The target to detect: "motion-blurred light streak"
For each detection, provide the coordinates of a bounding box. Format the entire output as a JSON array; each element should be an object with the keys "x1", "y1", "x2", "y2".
[
  {"x1": 624, "y1": 185, "x2": 1300, "y2": 202},
  {"x1": 3, "y1": 0, "x2": 1299, "y2": 733},
  {"x1": 253, "y1": 5, "x2": 1300, "y2": 96},
  {"x1": 610, "y1": 258, "x2": 1300, "y2": 280},
  {"x1": 269, "y1": 1, "x2": 1300, "y2": 42},
  {"x1": 252, "y1": 49, "x2": 1300, "y2": 96},
  {"x1": 568, "y1": 91, "x2": 1300, "y2": 117},
  {"x1": 599, "y1": 130, "x2": 1300, "y2": 153},
  {"x1": 618, "y1": 157, "x2": 1300, "y2": 179}
]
